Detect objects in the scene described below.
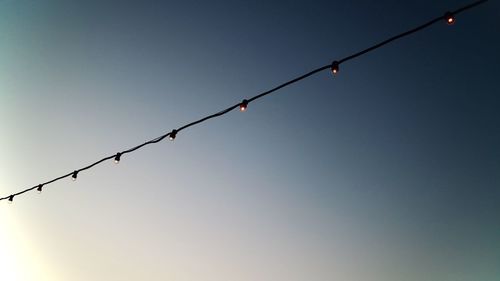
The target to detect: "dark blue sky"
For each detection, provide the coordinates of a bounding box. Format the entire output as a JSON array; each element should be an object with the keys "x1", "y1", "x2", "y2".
[{"x1": 1, "y1": 0, "x2": 499, "y2": 280}]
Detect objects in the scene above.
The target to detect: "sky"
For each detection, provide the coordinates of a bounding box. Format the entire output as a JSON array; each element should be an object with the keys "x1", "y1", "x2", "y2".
[{"x1": 1, "y1": 0, "x2": 499, "y2": 280}]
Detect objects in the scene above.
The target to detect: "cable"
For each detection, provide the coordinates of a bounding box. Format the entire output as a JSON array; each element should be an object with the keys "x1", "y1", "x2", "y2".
[{"x1": 0, "y1": 0, "x2": 488, "y2": 203}]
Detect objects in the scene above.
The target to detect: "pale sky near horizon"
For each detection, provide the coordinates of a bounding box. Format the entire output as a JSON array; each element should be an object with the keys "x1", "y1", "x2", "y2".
[{"x1": 1, "y1": 0, "x2": 499, "y2": 280}]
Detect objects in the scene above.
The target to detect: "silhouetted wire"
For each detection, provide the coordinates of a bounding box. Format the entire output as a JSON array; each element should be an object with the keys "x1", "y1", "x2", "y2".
[{"x1": 0, "y1": 0, "x2": 488, "y2": 202}]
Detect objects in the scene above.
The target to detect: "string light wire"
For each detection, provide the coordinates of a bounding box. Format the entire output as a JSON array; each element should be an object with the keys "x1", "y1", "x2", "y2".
[{"x1": 0, "y1": 0, "x2": 488, "y2": 203}]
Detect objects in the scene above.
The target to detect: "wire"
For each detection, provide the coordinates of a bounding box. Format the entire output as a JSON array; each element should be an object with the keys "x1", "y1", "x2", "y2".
[{"x1": 0, "y1": 0, "x2": 488, "y2": 203}]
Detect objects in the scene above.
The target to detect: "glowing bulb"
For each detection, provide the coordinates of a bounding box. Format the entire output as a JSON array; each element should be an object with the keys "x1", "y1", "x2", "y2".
[
  {"x1": 169, "y1": 129, "x2": 177, "y2": 141},
  {"x1": 37, "y1": 184, "x2": 43, "y2": 194},
  {"x1": 8, "y1": 195, "x2": 13, "y2": 204},
  {"x1": 445, "y1": 12, "x2": 455, "y2": 25},
  {"x1": 331, "y1": 61, "x2": 339, "y2": 75},
  {"x1": 72, "y1": 171, "x2": 78, "y2": 181},
  {"x1": 114, "y1": 152, "x2": 121, "y2": 164},
  {"x1": 239, "y1": 99, "x2": 248, "y2": 112}
]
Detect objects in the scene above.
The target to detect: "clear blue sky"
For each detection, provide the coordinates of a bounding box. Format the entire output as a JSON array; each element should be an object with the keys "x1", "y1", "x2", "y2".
[{"x1": 1, "y1": 0, "x2": 499, "y2": 280}]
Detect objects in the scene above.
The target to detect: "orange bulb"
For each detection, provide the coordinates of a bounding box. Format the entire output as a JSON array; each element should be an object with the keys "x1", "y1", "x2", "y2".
[
  {"x1": 445, "y1": 12, "x2": 455, "y2": 25},
  {"x1": 239, "y1": 99, "x2": 248, "y2": 112},
  {"x1": 114, "y1": 152, "x2": 121, "y2": 164},
  {"x1": 169, "y1": 129, "x2": 177, "y2": 141},
  {"x1": 331, "y1": 61, "x2": 339, "y2": 76}
]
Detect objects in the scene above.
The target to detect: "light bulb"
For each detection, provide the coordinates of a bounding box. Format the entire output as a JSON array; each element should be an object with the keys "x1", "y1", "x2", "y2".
[
  {"x1": 331, "y1": 61, "x2": 339, "y2": 75},
  {"x1": 169, "y1": 129, "x2": 177, "y2": 141},
  {"x1": 72, "y1": 171, "x2": 78, "y2": 181},
  {"x1": 37, "y1": 184, "x2": 43, "y2": 194},
  {"x1": 239, "y1": 99, "x2": 248, "y2": 112},
  {"x1": 114, "y1": 152, "x2": 121, "y2": 164},
  {"x1": 445, "y1": 12, "x2": 455, "y2": 25}
]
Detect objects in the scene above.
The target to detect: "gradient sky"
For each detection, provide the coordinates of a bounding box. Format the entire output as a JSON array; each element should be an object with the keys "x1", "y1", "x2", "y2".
[{"x1": 1, "y1": 0, "x2": 499, "y2": 280}]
